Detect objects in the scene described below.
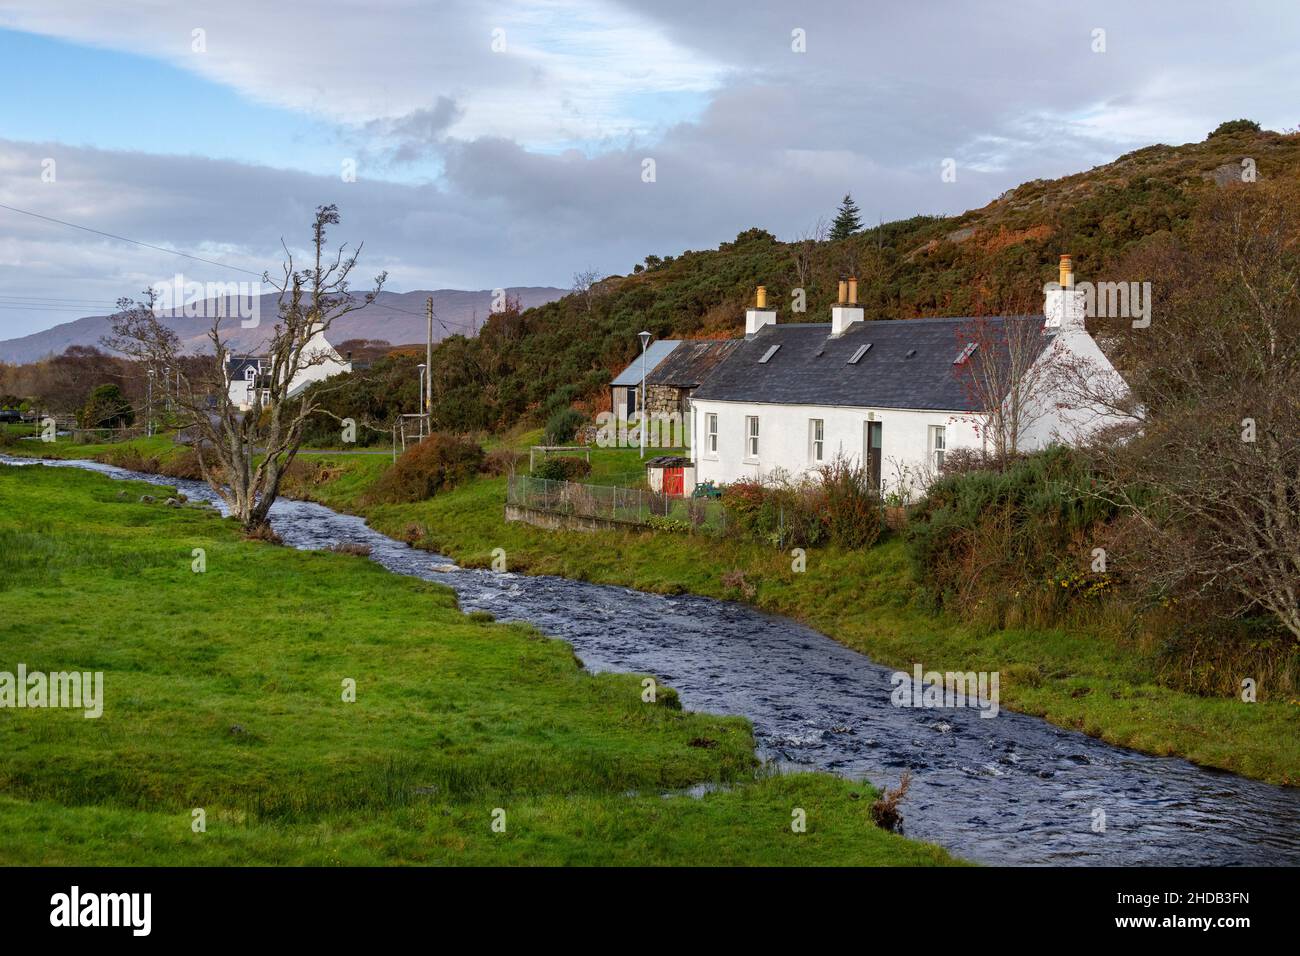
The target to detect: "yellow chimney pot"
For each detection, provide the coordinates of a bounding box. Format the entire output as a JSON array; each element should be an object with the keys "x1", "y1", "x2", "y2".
[
  {"x1": 1059, "y1": 254, "x2": 1074, "y2": 288},
  {"x1": 847, "y1": 276, "x2": 858, "y2": 306},
  {"x1": 756, "y1": 285, "x2": 767, "y2": 309},
  {"x1": 837, "y1": 279, "x2": 848, "y2": 305}
]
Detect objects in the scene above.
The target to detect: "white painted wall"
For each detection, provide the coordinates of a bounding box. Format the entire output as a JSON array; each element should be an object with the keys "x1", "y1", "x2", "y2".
[
  {"x1": 691, "y1": 398, "x2": 985, "y2": 501},
  {"x1": 1020, "y1": 287, "x2": 1130, "y2": 447}
]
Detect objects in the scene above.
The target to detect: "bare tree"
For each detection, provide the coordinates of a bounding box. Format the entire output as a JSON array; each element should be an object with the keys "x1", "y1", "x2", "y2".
[
  {"x1": 572, "y1": 269, "x2": 601, "y2": 313},
  {"x1": 953, "y1": 311, "x2": 1053, "y2": 466},
  {"x1": 791, "y1": 217, "x2": 828, "y2": 291},
  {"x1": 1077, "y1": 181, "x2": 1300, "y2": 640},
  {"x1": 105, "y1": 204, "x2": 385, "y2": 532}
]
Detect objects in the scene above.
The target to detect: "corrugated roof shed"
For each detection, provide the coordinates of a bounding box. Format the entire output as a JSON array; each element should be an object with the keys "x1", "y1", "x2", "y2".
[
  {"x1": 646, "y1": 339, "x2": 744, "y2": 388},
  {"x1": 610, "y1": 339, "x2": 681, "y2": 386},
  {"x1": 691, "y1": 316, "x2": 1053, "y2": 411}
]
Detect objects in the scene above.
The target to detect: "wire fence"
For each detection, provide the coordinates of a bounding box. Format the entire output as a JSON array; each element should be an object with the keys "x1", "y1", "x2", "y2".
[{"x1": 507, "y1": 474, "x2": 727, "y2": 534}]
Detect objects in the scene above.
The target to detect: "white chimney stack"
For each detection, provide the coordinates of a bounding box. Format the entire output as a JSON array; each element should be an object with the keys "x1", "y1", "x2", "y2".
[
  {"x1": 745, "y1": 285, "x2": 776, "y2": 337},
  {"x1": 830, "y1": 275, "x2": 863, "y2": 335},
  {"x1": 1044, "y1": 254, "x2": 1086, "y2": 330}
]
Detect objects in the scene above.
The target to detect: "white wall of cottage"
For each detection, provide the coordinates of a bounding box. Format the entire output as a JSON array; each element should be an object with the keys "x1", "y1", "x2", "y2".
[{"x1": 690, "y1": 399, "x2": 986, "y2": 500}]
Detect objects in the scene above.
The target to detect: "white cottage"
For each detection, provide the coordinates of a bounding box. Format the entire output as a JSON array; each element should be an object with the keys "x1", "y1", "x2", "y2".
[
  {"x1": 689, "y1": 257, "x2": 1127, "y2": 499},
  {"x1": 225, "y1": 327, "x2": 352, "y2": 411}
]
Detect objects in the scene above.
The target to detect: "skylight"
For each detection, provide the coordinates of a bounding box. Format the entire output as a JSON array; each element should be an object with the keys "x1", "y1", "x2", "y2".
[
  {"x1": 953, "y1": 342, "x2": 979, "y2": 365},
  {"x1": 848, "y1": 343, "x2": 872, "y2": 364},
  {"x1": 758, "y1": 344, "x2": 780, "y2": 364},
  {"x1": 905, "y1": 348, "x2": 917, "y2": 359}
]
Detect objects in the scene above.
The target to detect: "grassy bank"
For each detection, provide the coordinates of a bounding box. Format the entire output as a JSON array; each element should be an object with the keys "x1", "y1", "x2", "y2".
[
  {"x1": 10, "y1": 434, "x2": 1299, "y2": 785},
  {"x1": 0, "y1": 463, "x2": 957, "y2": 865}
]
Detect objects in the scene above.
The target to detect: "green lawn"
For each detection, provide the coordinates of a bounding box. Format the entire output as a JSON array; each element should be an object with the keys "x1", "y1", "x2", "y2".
[{"x1": 0, "y1": 464, "x2": 957, "y2": 865}]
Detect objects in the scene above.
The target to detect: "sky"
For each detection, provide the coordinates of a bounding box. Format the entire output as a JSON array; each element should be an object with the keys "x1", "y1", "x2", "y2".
[{"x1": 1, "y1": 0, "x2": 1298, "y2": 339}]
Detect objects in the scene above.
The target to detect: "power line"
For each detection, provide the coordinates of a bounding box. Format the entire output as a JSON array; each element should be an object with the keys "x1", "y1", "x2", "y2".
[
  {"x1": 0, "y1": 294, "x2": 121, "y2": 305},
  {"x1": 0, "y1": 200, "x2": 266, "y2": 278}
]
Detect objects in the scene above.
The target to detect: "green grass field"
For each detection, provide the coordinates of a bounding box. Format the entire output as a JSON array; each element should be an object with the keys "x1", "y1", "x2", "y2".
[{"x1": 0, "y1": 463, "x2": 958, "y2": 865}]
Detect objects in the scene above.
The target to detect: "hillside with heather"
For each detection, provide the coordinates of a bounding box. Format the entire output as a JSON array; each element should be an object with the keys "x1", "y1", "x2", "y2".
[{"x1": 418, "y1": 121, "x2": 1298, "y2": 432}]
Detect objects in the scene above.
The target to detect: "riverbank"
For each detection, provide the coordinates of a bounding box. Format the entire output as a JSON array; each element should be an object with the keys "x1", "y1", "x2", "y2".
[
  {"x1": 11, "y1": 435, "x2": 1299, "y2": 785},
  {"x1": 0, "y1": 463, "x2": 959, "y2": 865}
]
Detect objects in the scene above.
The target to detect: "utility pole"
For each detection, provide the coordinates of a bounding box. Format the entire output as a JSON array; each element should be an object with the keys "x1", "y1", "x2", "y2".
[
  {"x1": 425, "y1": 295, "x2": 434, "y2": 436},
  {"x1": 638, "y1": 331, "x2": 651, "y2": 459}
]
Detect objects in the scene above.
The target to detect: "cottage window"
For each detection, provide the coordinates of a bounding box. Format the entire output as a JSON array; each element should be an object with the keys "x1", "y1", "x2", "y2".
[
  {"x1": 810, "y1": 419, "x2": 824, "y2": 462},
  {"x1": 930, "y1": 425, "x2": 946, "y2": 472},
  {"x1": 746, "y1": 416, "x2": 759, "y2": 458},
  {"x1": 706, "y1": 413, "x2": 718, "y2": 454}
]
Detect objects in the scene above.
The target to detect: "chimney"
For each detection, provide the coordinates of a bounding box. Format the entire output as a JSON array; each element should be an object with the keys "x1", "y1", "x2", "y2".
[
  {"x1": 745, "y1": 285, "x2": 777, "y2": 337},
  {"x1": 831, "y1": 275, "x2": 864, "y2": 335},
  {"x1": 1044, "y1": 253, "x2": 1086, "y2": 331}
]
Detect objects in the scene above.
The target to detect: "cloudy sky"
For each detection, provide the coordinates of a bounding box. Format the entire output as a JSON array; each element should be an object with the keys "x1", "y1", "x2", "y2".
[{"x1": 1, "y1": 0, "x2": 1297, "y2": 338}]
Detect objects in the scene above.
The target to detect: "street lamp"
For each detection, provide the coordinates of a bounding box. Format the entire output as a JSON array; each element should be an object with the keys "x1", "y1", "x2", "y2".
[
  {"x1": 638, "y1": 331, "x2": 651, "y2": 459},
  {"x1": 417, "y1": 364, "x2": 427, "y2": 440},
  {"x1": 146, "y1": 368, "x2": 155, "y2": 437}
]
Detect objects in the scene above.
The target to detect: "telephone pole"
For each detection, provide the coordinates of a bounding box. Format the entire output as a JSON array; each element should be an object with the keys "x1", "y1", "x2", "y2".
[{"x1": 425, "y1": 295, "x2": 433, "y2": 435}]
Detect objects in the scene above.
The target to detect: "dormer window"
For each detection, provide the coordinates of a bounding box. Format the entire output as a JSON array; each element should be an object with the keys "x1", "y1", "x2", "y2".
[{"x1": 244, "y1": 366, "x2": 256, "y2": 381}]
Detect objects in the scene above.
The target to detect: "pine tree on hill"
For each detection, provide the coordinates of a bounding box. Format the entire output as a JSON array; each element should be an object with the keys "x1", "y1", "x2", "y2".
[{"x1": 830, "y1": 193, "x2": 863, "y2": 240}]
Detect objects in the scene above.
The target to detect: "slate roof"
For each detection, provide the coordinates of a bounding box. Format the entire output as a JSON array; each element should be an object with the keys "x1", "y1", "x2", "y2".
[
  {"x1": 647, "y1": 339, "x2": 743, "y2": 388},
  {"x1": 690, "y1": 316, "x2": 1054, "y2": 411},
  {"x1": 610, "y1": 339, "x2": 681, "y2": 386}
]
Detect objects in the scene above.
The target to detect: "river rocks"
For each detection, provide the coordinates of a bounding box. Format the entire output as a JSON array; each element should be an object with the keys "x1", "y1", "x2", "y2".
[{"x1": 138, "y1": 494, "x2": 155, "y2": 503}]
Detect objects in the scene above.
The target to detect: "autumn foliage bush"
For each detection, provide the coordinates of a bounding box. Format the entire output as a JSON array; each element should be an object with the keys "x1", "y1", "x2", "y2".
[
  {"x1": 722, "y1": 458, "x2": 881, "y2": 549},
  {"x1": 532, "y1": 455, "x2": 592, "y2": 482},
  {"x1": 364, "y1": 432, "x2": 485, "y2": 504}
]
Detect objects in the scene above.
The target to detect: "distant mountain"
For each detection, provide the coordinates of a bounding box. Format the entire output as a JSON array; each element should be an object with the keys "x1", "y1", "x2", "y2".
[{"x1": 0, "y1": 287, "x2": 566, "y2": 363}]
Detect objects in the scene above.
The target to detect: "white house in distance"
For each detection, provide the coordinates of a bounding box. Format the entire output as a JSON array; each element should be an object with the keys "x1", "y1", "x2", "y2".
[
  {"x1": 225, "y1": 327, "x2": 352, "y2": 411},
  {"x1": 688, "y1": 256, "x2": 1127, "y2": 498}
]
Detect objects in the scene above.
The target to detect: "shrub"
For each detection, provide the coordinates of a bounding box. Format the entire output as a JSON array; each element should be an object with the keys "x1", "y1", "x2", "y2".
[
  {"x1": 482, "y1": 447, "x2": 526, "y2": 476},
  {"x1": 817, "y1": 456, "x2": 883, "y2": 549},
  {"x1": 329, "y1": 541, "x2": 373, "y2": 557},
  {"x1": 646, "y1": 515, "x2": 692, "y2": 534},
  {"x1": 721, "y1": 475, "x2": 827, "y2": 548},
  {"x1": 1209, "y1": 118, "x2": 1260, "y2": 137},
  {"x1": 532, "y1": 455, "x2": 591, "y2": 482},
  {"x1": 364, "y1": 432, "x2": 485, "y2": 504},
  {"x1": 543, "y1": 407, "x2": 586, "y2": 445},
  {"x1": 80, "y1": 384, "x2": 134, "y2": 430}
]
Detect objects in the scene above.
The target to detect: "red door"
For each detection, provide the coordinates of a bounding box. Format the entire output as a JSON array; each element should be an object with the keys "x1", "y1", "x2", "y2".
[{"x1": 664, "y1": 467, "x2": 683, "y2": 497}]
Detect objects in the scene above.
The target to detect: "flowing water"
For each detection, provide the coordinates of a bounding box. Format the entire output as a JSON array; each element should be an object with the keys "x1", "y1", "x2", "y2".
[{"x1": 5, "y1": 455, "x2": 1299, "y2": 866}]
